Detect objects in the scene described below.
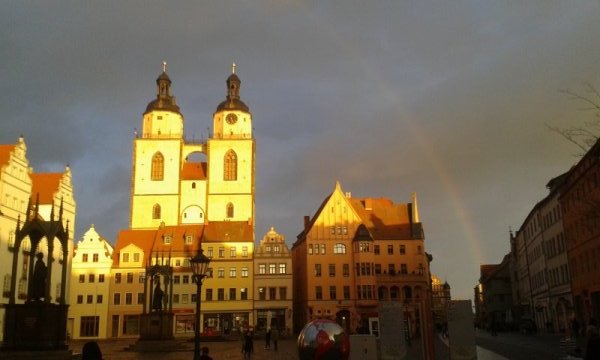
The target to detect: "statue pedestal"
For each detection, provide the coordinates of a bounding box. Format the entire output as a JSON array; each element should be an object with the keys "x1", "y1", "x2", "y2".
[
  {"x1": 139, "y1": 312, "x2": 174, "y2": 340},
  {"x1": 1, "y1": 303, "x2": 69, "y2": 351}
]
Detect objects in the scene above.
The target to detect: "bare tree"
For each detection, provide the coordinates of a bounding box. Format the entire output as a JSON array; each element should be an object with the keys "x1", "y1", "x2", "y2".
[{"x1": 547, "y1": 82, "x2": 600, "y2": 154}]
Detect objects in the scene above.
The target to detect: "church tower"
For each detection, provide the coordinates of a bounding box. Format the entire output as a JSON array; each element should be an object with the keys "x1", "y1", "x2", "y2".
[
  {"x1": 130, "y1": 64, "x2": 187, "y2": 229},
  {"x1": 206, "y1": 64, "x2": 255, "y2": 228},
  {"x1": 129, "y1": 63, "x2": 254, "y2": 231}
]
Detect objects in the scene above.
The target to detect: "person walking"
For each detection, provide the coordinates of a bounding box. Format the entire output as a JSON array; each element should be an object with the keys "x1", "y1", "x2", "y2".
[
  {"x1": 199, "y1": 346, "x2": 213, "y2": 360},
  {"x1": 271, "y1": 327, "x2": 279, "y2": 351},
  {"x1": 81, "y1": 341, "x2": 103, "y2": 360},
  {"x1": 265, "y1": 327, "x2": 272, "y2": 349},
  {"x1": 242, "y1": 330, "x2": 254, "y2": 359},
  {"x1": 585, "y1": 325, "x2": 600, "y2": 360}
]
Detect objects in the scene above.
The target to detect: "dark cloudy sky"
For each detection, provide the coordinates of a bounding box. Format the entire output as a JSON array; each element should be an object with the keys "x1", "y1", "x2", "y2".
[{"x1": 2, "y1": 2, "x2": 600, "y2": 300}]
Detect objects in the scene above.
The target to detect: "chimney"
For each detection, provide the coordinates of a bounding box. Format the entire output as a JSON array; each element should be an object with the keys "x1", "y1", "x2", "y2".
[
  {"x1": 304, "y1": 216, "x2": 310, "y2": 229},
  {"x1": 365, "y1": 198, "x2": 373, "y2": 211}
]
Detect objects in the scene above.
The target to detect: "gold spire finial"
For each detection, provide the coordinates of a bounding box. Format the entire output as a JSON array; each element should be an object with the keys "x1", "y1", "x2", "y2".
[
  {"x1": 232, "y1": 62, "x2": 236, "y2": 74},
  {"x1": 162, "y1": 61, "x2": 167, "y2": 73}
]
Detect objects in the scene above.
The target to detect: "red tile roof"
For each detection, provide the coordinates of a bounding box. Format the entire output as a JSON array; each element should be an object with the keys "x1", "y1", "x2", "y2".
[
  {"x1": 348, "y1": 197, "x2": 418, "y2": 239},
  {"x1": 203, "y1": 221, "x2": 254, "y2": 242},
  {"x1": 181, "y1": 162, "x2": 207, "y2": 180},
  {"x1": 0, "y1": 144, "x2": 16, "y2": 168},
  {"x1": 112, "y1": 225, "x2": 205, "y2": 266},
  {"x1": 30, "y1": 173, "x2": 63, "y2": 204}
]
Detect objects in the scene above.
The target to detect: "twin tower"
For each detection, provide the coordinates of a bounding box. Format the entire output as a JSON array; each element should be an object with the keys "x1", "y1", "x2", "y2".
[{"x1": 130, "y1": 65, "x2": 255, "y2": 233}]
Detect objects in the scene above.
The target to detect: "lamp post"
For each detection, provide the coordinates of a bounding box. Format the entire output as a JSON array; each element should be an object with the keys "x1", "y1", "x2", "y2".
[{"x1": 190, "y1": 249, "x2": 211, "y2": 360}]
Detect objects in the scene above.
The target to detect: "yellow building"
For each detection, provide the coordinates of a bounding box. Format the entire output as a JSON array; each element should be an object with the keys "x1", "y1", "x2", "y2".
[
  {"x1": 292, "y1": 181, "x2": 434, "y2": 357},
  {"x1": 0, "y1": 136, "x2": 76, "y2": 341},
  {"x1": 254, "y1": 227, "x2": 293, "y2": 335},
  {"x1": 68, "y1": 225, "x2": 113, "y2": 339},
  {"x1": 107, "y1": 65, "x2": 256, "y2": 338}
]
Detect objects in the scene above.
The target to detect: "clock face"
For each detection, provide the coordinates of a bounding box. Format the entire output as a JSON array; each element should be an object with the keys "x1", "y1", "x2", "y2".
[{"x1": 226, "y1": 113, "x2": 238, "y2": 125}]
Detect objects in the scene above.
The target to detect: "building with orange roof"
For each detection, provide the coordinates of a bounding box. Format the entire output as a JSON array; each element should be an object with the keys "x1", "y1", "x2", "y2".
[
  {"x1": 0, "y1": 136, "x2": 76, "y2": 341},
  {"x1": 292, "y1": 181, "x2": 434, "y2": 358},
  {"x1": 104, "y1": 65, "x2": 257, "y2": 338}
]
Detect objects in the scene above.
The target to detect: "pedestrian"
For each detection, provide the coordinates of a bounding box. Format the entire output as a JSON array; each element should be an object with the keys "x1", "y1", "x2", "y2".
[
  {"x1": 81, "y1": 341, "x2": 103, "y2": 360},
  {"x1": 265, "y1": 327, "x2": 271, "y2": 349},
  {"x1": 200, "y1": 346, "x2": 213, "y2": 360},
  {"x1": 585, "y1": 325, "x2": 600, "y2": 360},
  {"x1": 572, "y1": 318, "x2": 581, "y2": 338},
  {"x1": 242, "y1": 330, "x2": 254, "y2": 360},
  {"x1": 271, "y1": 327, "x2": 279, "y2": 351}
]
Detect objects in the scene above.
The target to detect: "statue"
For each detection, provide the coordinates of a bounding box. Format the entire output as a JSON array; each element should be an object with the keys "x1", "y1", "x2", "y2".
[
  {"x1": 31, "y1": 252, "x2": 47, "y2": 301},
  {"x1": 152, "y1": 277, "x2": 164, "y2": 312}
]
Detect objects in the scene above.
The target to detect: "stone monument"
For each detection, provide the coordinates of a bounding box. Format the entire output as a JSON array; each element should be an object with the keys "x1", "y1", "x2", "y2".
[
  {"x1": 138, "y1": 252, "x2": 174, "y2": 341},
  {"x1": 1, "y1": 198, "x2": 73, "y2": 359}
]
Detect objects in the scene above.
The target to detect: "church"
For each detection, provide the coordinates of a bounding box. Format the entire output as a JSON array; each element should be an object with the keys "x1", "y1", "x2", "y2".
[{"x1": 99, "y1": 65, "x2": 258, "y2": 338}]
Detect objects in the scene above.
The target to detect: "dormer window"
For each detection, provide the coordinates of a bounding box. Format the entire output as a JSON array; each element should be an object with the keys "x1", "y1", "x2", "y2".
[{"x1": 164, "y1": 235, "x2": 172, "y2": 245}]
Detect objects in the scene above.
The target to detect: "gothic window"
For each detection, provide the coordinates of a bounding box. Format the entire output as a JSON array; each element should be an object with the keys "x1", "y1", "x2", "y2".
[
  {"x1": 151, "y1": 152, "x2": 164, "y2": 181},
  {"x1": 152, "y1": 204, "x2": 161, "y2": 219},
  {"x1": 223, "y1": 150, "x2": 237, "y2": 181},
  {"x1": 226, "y1": 203, "x2": 234, "y2": 218}
]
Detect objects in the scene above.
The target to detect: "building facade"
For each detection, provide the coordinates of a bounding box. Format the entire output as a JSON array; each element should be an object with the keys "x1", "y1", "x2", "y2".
[
  {"x1": 254, "y1": 227, "x2": 293, "y2": 335},
  {"x1": 0, "y1": 136, "x2": 76, "y2": 341},
  {"x1": 292, "y1": 182, "x2": 434, "y2": 358},
  {"x1": 68, "y1": 225, "x2": 114, "y2": 339},
  {"x1": 475, "y1": 256, "x2": 513, "y2": 331},
  {"x1": 510, "y1": 174, "x2": 573, "y2": 333},
  {"x1": 431, "y1": 274, "x2": 451, "y2": 330},
  {"x1": 560, "y1": 139, "x2": 600, "y2": 327},
  {"x1": 106, "y1": 66, "x2": 256, "y2": 338}
]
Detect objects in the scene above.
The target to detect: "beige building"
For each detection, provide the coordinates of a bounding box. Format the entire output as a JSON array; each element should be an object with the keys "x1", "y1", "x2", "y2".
[
  {"x1": 107, "y1": 65, "x2": 256, "y2": 338},
  {"x1": 254, "y1": 227, "x2": 293, "y2": 334},
  {"x1": 68, "y1": 225, "x2": 113, "y2": 339},
  {"x1": 0, "y1": 136, "x2": 76, "y2": 341}
]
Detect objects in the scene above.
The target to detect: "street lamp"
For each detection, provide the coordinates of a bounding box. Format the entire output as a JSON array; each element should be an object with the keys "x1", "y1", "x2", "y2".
[{"x1": 190, "y1": 249, "x2": 211, "y2": 360}]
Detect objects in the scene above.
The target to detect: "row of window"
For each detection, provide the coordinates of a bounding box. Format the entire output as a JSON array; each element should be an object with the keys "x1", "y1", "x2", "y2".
[
  {"x1": 544, "y1": 233, "x2": 566, "y2": 259},
  {"x1": 206, "y1": 246, "x2": 249, "y2": 258},
  {"x1": 313, "y1": 285, "x2": 417, "y2": 301},
  {"x1": 313, "y1": 262, "x2": 424, "y2": 277},
  {"x1": 78, "y1": 273, "x2": 108, "y2": 283},
  {"x1": 547, "y1": 264, "x2": 570, "y2": 287},
  {"x1": 150, "y1": 150, "x2": 238, "y2": 182},
  {"x1": 308, "y1": 243, "x2": 422, "y2": 256},
  {"x1": 570, "y1": 245, "x2": 600, "y2": 278},
  {"x1": 108, "y1": 286, "x2": 280, "y2": 305},
  {"x1": 257, "y1": 263, "x2": 287, "y2": 275},
  {"x1": 263, "y1": 244, "x2": 282, "y2": 253},
  {"x1": 81, "y1": 253, "x2": 101, "y2": 262}
]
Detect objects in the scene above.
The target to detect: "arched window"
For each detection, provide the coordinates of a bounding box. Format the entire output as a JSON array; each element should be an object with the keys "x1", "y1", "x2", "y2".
[
  {"x1": 192, "y1": 182, "x2": 196, "y2": 189},
  {"x1": 333, "y1": 243, "x2": 346, "y2": 254},
  {"x1": 226, "y1": 203, "x2": 234, "y2": 218},
  {"x1": 224, "y1": 150, "x2": 237, "y2": 181},
  {"x1": 152, "y1": 204, "x2": 161, "y2": 219},
  {"x1": 151, "y1": 152, "x2": 164, "y2": 181}
]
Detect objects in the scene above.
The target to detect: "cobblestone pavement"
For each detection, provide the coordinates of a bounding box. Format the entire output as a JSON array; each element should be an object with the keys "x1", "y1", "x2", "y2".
[
  {"x1": 68, "y1": 333, "x2": 506, "y2": 360},
  {"x1": 70, "y1": 337, "x2": 300, "y2": 360}
]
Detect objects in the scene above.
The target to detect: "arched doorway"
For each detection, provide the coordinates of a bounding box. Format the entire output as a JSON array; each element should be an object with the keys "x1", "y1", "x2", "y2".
[{"x1": 336, "y1": 310, "x2": 351, "y2": 333}]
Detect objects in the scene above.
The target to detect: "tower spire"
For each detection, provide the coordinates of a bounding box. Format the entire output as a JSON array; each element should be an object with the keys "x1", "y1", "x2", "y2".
[
  {"x1": 232, "y1": 62, "x2": 236, "y2": 74},
  {"x1": 162, "y1": 60, "x2": 167, "y2": 73}
]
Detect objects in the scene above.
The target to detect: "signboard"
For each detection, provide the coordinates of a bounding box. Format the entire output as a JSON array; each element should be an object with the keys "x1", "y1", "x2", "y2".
[
  {"x1": 448, "y1": 300, "x2": 477, "y2": 360},
  {"x1": 378, "y1": 302, "x2": 407, "y2": 360}
]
